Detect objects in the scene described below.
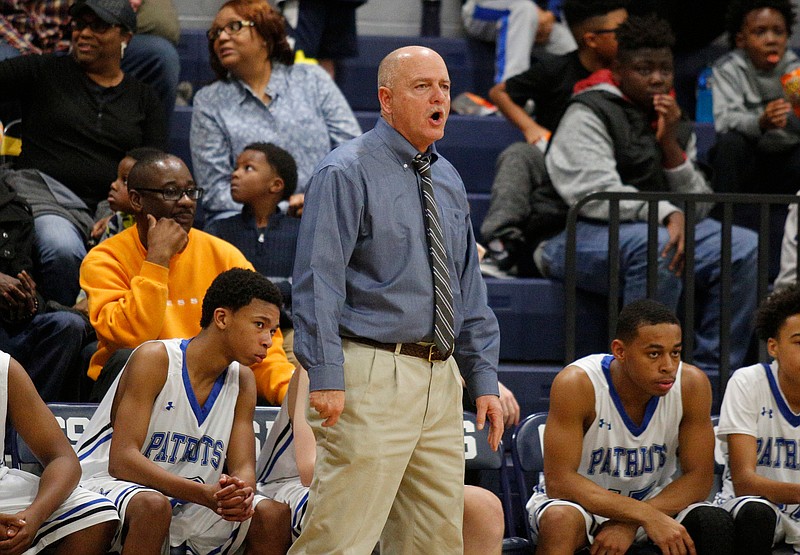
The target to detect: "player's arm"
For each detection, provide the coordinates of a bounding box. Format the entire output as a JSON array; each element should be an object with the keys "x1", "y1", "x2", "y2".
[
  {"x1": 488, "y1": 81, "x2": 550, "y2": 144},
  {"x1": 644, "y1": 364, "x2": 715, "y2": 515},
  {"x1": 288, "y1": 368, "x2": 316, "y2": 487},
  {"x1": 3, "y1": 358, "x2": 82, "y2": 547},
  {"x1": 107, "y1": 343, "x2": 220, "y2": 510},
  {"x1": 727, "y1": 432, "x2": 800, "y2": 504}
]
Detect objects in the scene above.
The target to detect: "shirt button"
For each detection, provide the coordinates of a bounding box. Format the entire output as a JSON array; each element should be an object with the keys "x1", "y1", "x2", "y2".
[{"x1": 403, "y1": 163, "x2": 408, "y2": 169}]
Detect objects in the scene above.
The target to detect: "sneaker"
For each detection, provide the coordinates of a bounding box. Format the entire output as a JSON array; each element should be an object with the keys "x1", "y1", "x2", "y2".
[{"x1": 480, "y1": 257, "x2": 513, "y2": 279}]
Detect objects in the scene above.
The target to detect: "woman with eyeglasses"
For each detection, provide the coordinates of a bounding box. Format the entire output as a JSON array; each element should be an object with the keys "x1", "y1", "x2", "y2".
[
  {"x1": 0, "y1": 0, "x2": 167, "y2": 307},
  {"x1": 191, "y1": 0, "x2": 361, "y2": 225}
]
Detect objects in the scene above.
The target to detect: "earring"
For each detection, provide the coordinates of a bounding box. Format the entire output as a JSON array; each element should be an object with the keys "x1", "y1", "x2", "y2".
[{"x1": 121, "y1": 42, "x2": 127, "y2": 58}]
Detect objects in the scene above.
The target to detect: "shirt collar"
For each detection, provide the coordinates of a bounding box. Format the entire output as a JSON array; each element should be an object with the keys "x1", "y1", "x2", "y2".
[
  {"x1": 373, "y1": 117, "x2": 440, "y2": 167},
  {"x1": 232, "y1": 62, "x2": 289, "y2": 105}
]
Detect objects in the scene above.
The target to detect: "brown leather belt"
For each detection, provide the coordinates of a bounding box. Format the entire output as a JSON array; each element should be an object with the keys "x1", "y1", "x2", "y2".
[{"x1": 348, "y1": 336, "x2": 450, "y2": 362}]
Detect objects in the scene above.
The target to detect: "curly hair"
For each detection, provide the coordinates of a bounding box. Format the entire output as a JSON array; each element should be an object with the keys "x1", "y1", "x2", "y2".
[
  {"x1": 756, "y1": 284, "x2": 800, "y2": 341},
  {"x1": 242, "y1": 142, "x2": 298, "y2": 200},
  {"x1": 208, "y1": 0, "x2": 294, "y2": 81},
  {"x1": 615, "y1": 299, "x2": 680, "y2": 343},
  {"x1": 725, "y1": 0, "x2": 795, "y2": 48},
  {"x1": 563, "y1": 0, "x2": 628, "y2": 28},
  {"x1": 200, "y1": 268, "x2": 283, "y2": 328},
  {"x1": 615, "y1": 14, "x2": 675, "y2": 61}
]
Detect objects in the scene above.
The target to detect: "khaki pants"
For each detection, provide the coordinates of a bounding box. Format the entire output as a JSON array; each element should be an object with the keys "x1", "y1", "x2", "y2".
[{"x1": 289, "y1": 339, "x2": 465, "y2": 555}]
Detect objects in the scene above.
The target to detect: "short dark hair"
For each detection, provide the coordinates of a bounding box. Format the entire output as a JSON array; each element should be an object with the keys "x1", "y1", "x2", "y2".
[
  {"x1": 242, "y1": 142, "x2": 298, "y2": 200},
  {"x1": 200, "y1": 268, "x2": 283, "y2": 328},
  {"x1": 725, "y1": 0, "x2": 795, "y2": 48},
  {"x1": 563, "y1": 0, "x2": 628, "y2": 28},
  {"x1": 126, "y1": 150, "x2": 173, "y2": 191},
  {"x1": 615, "y1": 299, "x2": 680, "y2": 343},
  {"x1": 126, "y1": 147, "x2": 163, "y2": 161},
  {"x1": 756, "y1": 284, "x2": 800, "y2": 340},
  {"x1": 615, "y1": 14, "x2": 675, "y2": 62}
]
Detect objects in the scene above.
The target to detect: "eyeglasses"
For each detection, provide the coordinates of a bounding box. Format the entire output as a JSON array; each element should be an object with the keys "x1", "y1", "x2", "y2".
[
  {"x1": 71, "y1": 18, "x2": 116, "y2": 34},
  {"x1": 207, "y1": 20, "x2": 255, "y2": 41},
  {"x1": 133, "y1": 187, "x2": 204, "y2": 201}
]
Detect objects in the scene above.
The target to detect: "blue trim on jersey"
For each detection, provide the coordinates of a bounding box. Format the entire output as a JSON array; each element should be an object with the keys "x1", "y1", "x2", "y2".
[
  {"x1": 763, "y1": 363, "x2": 800, "y2": 427},
  {"x1": 48, "y1": 496, "x2": 112, "y2": 522},
  {"x1": 602, "y1": 355, "x2": 660, "y2": 437},
  {"x1": 207, "y1": 520, "x2": 243, "y2": 555},
  {"x1": 258, "y1": 425, "x2": 293, "y2": 484},
  {"x1": 77, "y1": 431, "x2": 113, "y2": 461},
  {"x1": 293, "y1": 491, "x2": 309, "y2": 530},
  {"x1": 181, "y1": 338, "x2": 228, "y2": 426}
]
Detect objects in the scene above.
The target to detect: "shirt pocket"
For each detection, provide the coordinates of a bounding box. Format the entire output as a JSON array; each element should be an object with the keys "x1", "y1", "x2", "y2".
[{"x1": 441, "y1": 206, "x2": 468, "y2": 276}]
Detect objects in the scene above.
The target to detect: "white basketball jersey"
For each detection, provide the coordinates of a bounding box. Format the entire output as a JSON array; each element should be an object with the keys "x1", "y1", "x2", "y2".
[
  {"x1": 256, "y1": 393, "x2": 298, "y2": 485},
  {"x1": 562, "y1": 354, "x2": 683, "y2": 500},
  {"x1": 0, "y1": 350, "x2": 8, "y2": 467},
  {"x1": 77, "y1": 338, "x2": 241, "y2": 488},
  {"x1": 718, "y1": 362, "x2": 800, "y2": 521}
]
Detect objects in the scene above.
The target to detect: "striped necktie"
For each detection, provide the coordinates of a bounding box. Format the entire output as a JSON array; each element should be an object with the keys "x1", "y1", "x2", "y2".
[{"x1": 412, "y1": 153, "x2": 455, "y2": 357}]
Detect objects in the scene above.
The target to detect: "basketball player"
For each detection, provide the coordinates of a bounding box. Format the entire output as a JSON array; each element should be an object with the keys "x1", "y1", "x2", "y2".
[
  {"x1": 530, "y1": 299, "x2": 733, "y2": 555},
  {"x1": 256, "y1": 368, "x2": 506, "y2": 554},
  {"x1": 716, "y1": 283, "x2": 800, "y2": 555},
  {"x1": 76, "y1": 268, "x2": 291, "y2": 555},
  {"x1": 0, "y1": 352, "x2": 118, "y2": 554}
]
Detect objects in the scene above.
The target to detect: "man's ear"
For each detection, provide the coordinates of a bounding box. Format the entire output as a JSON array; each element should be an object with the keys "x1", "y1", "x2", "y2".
[
  {"x1": 213, "y1": 307, "x2": 231, "y2": 330},
  {"x1": 378, "y1": 86, "x2": 393, "y2": 119},
  {"x1": 734, "y1": 30, "x2": 745, "y2": 50},
  {"x1": 610, "y1": 338, "x2": 625, "y2": 361},
  {"x1": 269, "y1": 177, "x2": 284, "y2": 195},
  {"x1": 128, "y1": 189, "x2": 144, "y2": 213},
  {"x1": 767, "y1": 336, "x2": 779, "y2": 359}
]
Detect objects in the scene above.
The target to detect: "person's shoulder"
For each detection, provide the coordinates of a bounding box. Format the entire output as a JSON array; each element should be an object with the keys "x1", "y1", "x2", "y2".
[
  {"x1": 194, "y1": 78, "x2": 236, "y2": 105},
  {"x1": 713, "y1": 49, "x2": 746, "y2": 72},
  {"x1": 85, "y1": 226, "x2": 138, "y2": 260},
  {"x1": 678, "y1": 361, "x2": 713, "y2": 391},
  {"x1": 726, "y1": 362, "x2": 767, "y2": 387},
  {"x1": 204, "y1": 214, "x2": 244, "y2": 238}
]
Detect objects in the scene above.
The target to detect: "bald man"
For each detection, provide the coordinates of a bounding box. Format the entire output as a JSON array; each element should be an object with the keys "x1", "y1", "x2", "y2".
[
  {"x1": 290, "y1": 46, "x2": 504, "y2": 554},
  {"x1": 80, "y1": 151, "x2": 295, "y2": 406}
]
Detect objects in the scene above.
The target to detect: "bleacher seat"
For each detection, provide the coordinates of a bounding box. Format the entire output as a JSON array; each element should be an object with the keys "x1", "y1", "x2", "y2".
[{"x1": 510, "y1": 412, "x2": 546, "y2": 545}]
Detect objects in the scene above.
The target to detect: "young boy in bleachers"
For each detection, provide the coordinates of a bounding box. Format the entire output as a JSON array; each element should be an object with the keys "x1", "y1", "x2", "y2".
[
  {"x1": 480, "y1": 0, "x2": 628, "y2": 275},
  {"x1": 711, "y1": 0, "x2": 800, "y2": 196},
  {"x1": 257, "y1": 367, "x2": 506, "y2": 554},
  {"x1": 715, "y1": 284, "x2": 800, "y2": 554},
  {"x1": 205, "y1": 143, "x2": 300, "y2": 365},
  {"x1": 91, "y1": 147, "x2": 163, "y2": 244}
]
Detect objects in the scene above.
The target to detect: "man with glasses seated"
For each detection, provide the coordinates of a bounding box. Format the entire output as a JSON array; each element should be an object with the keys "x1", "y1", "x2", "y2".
[{"x1": 79, "y1": 151, "x2": 295, "y2": 405}]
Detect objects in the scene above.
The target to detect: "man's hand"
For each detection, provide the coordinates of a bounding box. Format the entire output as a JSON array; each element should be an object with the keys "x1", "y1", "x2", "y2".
[
  {"x1": 288, "y1": 193, "x2": 305, "y2": 218},
  {"x1": 475, "y1": 394, "x2": 504, "y2": 451},
  {"x1": 760, "y1": 98, "x2": 792, "y2": 130},
  {"x1": 91, "y1": 215, "x2": 113, "y2": 240},
  {"x1": 214, "y1": 475, "x2": 255, "y2": 522},
  {"x1": 535, "y1": 9, "x2": 555, "y2": 45},
  {"x1": 591, "y1": 520, "x2": 638, "y2": 555},
  {"x1": 128, "y1": 0, "x2": 142, "y2": 11},
  {"x1": 498, "y1": 382, "x2": 520, "y2": 429},
  {"x1": 662, "y1": 211, "x2": 685, "y2": 276},
  {"x1": 309, "y1": 389, "x2": 345, "y2": 427},
  {"x1": 16, "y1": 271, "x2": 37, "y2": 315},
  {"x1": 654, "y1": 94, "x2": 682, "y2": 144},
  {"x1": 144, "y1": 214, "x2": 189, "y2": 267},
  {"x1": 0, "y1": 511, "x2": 40, "y2": 555},
  {"x1": 0, "y1": 274, "x2": 27, "y2": 313},
  {"x1": 642, "y1": 511, "x2": 696, "y2": 555}
]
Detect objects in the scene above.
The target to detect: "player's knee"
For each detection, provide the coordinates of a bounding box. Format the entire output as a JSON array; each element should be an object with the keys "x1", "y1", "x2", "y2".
[
  {"x1": 734, "y1": 500, "x2": 777, "y2": 548},
  {"x1": 125, "y1": 492, "x2": 172, "y2": 532},
  {"x1": 537, "y1": 506, "x2": 585, "y2": 546},
  {"x1": 464, "y1": 487, "x2": 504, "y2": 542},
  {"x1": 249, "y1": 499, "x2": 292, "y2": 553},
  {"x1": 681, "y1": 505, "x2": 735, "y2": 555}
]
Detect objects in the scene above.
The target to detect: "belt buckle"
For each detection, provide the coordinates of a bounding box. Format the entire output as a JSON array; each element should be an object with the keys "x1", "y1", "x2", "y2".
[{"x1": 427, "y1": 345, "x2": 437, "y2": 362}]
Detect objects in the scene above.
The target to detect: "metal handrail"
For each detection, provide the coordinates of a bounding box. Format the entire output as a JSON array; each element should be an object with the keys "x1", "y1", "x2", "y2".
[{"x1": 564, "y1": 191, "x2": 800, "y2": 394}]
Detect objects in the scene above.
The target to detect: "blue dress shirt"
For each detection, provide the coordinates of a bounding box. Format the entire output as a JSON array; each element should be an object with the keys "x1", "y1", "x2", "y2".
[{"x1": 292, "y1": 118, "x2": 500, "y2": 401}]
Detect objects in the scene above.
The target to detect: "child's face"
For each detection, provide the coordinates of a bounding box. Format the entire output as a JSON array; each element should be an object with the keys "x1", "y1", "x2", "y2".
[
  {"x1": 614, "y1": 48, "x2": 674, "y2": 112},
  {"x1": 586, "y1": 8, "x2": 628, "y2": 66},
  {"x1": 736, "y1": 7, "x2": 788, "y2": 71},
  {"x1": 231, "y1": 149, "x2": 280, "y2": 205},
  {"x1": 109, "y1": 156, "x2": 136, "y2": 213},
  {"x1": 768, "y1": 314, "x2": 800, "y2": 378}
]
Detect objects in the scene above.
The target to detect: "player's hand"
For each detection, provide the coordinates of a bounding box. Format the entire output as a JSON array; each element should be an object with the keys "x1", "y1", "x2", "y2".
[
  {"x1": 643, "y1": 511, "x2": 696, "y2": 555},
  {"x1": 144, "y1": 214, "x2": 189, "y2": 267},
  {"x1": 590, "y1": 520, "x2": 638, "y2": 555},
  {"x1": 214, "y1": 475, "x2": 255, "y2": 522},
  {"x1": 0, "y1": 511, "x2": 40, "y2": 555},
  {"x1": 475, "y1": 394, "x2": 504, "y2": 451},
  {"x1": 498, "y1": 382, "x2": 520, "y2": 429},
  {"x1": 760, "y1": 98, "x2": 792, "y2": 130},
  {"x1": 288, "y1": 193, "x2": 305, "y2": 218},
  {"x1": 309, "y1": 389, "x2": 344, "y2": 427},
  {"x1": 654, "y1": 94, "x2": 682, "y2": 144},
  {"x1": 662, "y1": 211, "x2": 685, "y2": 276}
]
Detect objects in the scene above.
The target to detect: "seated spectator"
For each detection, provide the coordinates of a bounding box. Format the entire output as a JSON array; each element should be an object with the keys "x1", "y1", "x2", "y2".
[
  {"x1": 191, "y1": 0, "x2": 361, "y2": 224},
  {"x1": 531, "y1": 299, "x2": 734, "y2": 554},
  {"x1": 79, "y1": 151, "x2": 295, "y2": 405},
  {"x1": 205, "y1": 143, "x2": 300, "y2": 364},
  {"x1": 0, "y1": 351, "x2": 118, "y2": 554},
  {"x1": 0, "y1": 0, "x2": 166, "y2": 307},
  {"x1": 77, "y1": 268, "x2": 291, "y2": 555},
  {"x1": 480, "y1": 0, "x2": 628, "y2": 275},
  {"x1": 0, "y1": 0, "x2": 181, "y2": 122},
  {"x1": 776, "y1": 190, "x2": 800, "y2": 289},
  {"x1": 90, "y1": 146, "x2": 162, "y2": 244},
  {"x1": 538, "y1": 15, "x2": 758, "y2": 373},
  {"x1": 0, "y1": 173, "x2": 93, "y2": 401},
  {"x1": 710, "y1": 0, "x2": 800, "y2": 196},
  {"x1": 461, "y1": 0, "x2": 577, "y2": 83},
  {"x1": 256, "y1": 367, "x2": 506, "y2": 554},
  {"x1": 715, "y1": 284, "x2": 800, "y2": 554}
]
